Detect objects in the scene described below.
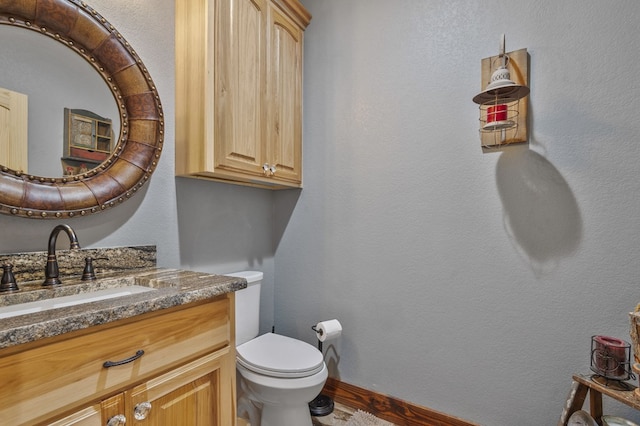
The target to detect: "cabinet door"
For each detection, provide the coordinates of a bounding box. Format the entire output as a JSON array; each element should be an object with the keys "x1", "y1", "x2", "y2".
[
  {"x1": 267, "y1": 3, "x2": 303, "y2": 185},
  {"x1": 215, "y1": 0, "x2": 268, "y2": 177},
  {"x1": 102, "y1": 394, "x2": 127, "y2": 426},
  {"x1": 126, "y1": 349, "x2": 235, "y2": 426},
  {"x1": 129, "y1": 374, "x2": 216, "y2": 425}
]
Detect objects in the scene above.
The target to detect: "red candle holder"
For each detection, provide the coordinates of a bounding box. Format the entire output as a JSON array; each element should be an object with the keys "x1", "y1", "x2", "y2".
[{"x1": 591, "y1": 335, "x2": 633, "y2": 381}]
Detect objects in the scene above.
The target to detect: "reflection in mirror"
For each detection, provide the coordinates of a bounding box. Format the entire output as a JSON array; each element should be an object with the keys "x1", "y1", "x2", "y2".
[
  {"x1": 0, "y1": 25, "x2": 120, "y2": 177},
  {"x1": 62, "y1": 108, "x2": 114, "y2": 175},
  {"x1": 0, "y1": 86, "x2": 28, "y2": 171}
]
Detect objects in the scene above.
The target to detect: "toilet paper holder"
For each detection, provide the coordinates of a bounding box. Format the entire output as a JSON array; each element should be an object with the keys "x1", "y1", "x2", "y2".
[
  {"x1": 312, "y1": 319, "x2": 342, "y2": 351},
  {"x1": 309, "y1": 320, "x2": 341, "y2": 417}
]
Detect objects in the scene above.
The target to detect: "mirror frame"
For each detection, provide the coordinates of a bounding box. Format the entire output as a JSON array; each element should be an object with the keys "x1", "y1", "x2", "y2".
[{"x1": 0, "y1": 0, "x2": 163, "y2": 219}]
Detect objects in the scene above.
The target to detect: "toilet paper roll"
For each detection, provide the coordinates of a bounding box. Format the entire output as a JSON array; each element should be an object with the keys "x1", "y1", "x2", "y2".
[{"x1": 315, "y1": 319, "x2": 342, "y2": 342}]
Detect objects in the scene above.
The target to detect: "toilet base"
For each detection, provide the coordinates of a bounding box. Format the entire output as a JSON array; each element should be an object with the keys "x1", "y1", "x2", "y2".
[{"x1": 262, "y1": 403, "x2": 313, "y2": 426}]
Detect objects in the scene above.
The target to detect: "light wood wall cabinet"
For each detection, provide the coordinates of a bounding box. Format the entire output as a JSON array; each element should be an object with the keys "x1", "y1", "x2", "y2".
[
  {"x1": 176, "y1": 0, "x2": 311, "y2": 189},
  {"x1": 0, "y1": 297, "x2": 236, "y2": 426}
]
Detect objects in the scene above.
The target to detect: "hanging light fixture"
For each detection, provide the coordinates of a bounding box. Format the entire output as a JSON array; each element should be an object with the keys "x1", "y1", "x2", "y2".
[{"x1": 473, "y1": 35, "x2": 530, "y2": 150}]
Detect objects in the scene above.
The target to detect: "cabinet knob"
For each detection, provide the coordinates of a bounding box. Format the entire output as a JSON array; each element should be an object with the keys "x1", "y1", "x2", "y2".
[
  {"x1": 134, "y1": 401, "x2": 152, "y2": 420},
  {"x1": 106, "y1": 414, "x2": 126, "y2": 426},
  {"x1": 262, "y1": 164, "x2": 277, "y2": 176}
]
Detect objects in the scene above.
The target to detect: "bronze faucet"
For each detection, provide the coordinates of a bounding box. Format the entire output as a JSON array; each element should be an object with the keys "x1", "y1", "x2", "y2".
[{"x1": 43, "y1": 224, "x2": 81, "y2": 286}]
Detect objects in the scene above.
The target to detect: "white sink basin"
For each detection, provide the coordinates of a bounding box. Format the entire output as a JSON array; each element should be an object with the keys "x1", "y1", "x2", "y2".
[{"x1": 0, "y1": 286, "x2": 155, "y2": 320}]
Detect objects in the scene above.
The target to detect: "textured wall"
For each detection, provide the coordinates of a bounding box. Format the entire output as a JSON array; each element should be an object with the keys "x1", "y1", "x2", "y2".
[{"x1": 275, "y1": 1, "x2": 640, "y2": 424}]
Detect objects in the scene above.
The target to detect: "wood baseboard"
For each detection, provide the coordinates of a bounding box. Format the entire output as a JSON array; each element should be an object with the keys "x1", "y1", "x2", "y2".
[{"x1": 321, "y1": 377, "x2": 480, "y2": 426}]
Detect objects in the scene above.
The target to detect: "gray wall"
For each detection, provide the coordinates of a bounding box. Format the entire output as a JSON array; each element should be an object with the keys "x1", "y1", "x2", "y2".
[
  {"x1": 274, "y1": 0, "x2": 640, "y2": 425},
  {"x1": 2, "y1": 0, "x2": 640, "y2": 425}
]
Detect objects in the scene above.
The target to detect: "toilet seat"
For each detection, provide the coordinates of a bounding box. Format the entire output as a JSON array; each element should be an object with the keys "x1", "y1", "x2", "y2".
[{"x1": 237, "y1": 333, "x2": 324, "y2": 378}]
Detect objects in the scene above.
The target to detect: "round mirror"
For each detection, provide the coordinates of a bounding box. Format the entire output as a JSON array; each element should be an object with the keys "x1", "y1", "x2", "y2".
[{"x1": 0, "y1": 0, "x2": 163, "y2": 219}]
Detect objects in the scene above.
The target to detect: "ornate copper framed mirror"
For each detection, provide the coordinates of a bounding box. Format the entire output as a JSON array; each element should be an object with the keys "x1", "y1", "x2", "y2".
[{"x1": 0, "y1": 0, "x2": 163, "y2": 218}]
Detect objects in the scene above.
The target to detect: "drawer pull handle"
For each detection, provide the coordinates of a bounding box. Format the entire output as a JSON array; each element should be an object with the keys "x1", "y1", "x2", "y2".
[
  {"x1": 103, "y1": 350, "x2": 145, "y2": 368},
  {"x1": 134, "y1": 401, "x2": 152, "y2": 420},
  {"x1": 106, "y1": 414, "x2": 126, "y2": 426}
]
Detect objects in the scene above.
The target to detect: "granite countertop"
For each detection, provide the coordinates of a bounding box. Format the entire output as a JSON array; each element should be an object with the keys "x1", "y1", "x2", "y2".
[{"x1": 0, "y1": 268, "x2": 246, "y2": 350}]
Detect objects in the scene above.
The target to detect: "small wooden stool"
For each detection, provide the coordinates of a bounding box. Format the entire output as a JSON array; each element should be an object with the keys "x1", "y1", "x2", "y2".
[{"x1": 559, "y1": 374, "x2": 640, "y2": 426}]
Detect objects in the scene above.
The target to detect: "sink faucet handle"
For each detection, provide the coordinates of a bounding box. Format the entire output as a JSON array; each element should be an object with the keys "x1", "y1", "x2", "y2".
[
  {"x1": 0, "y1": 263, "x2": 19, "y2": 292},
  {"x1": 81, "y1": 257, "x2": 109, "y2": 281}
]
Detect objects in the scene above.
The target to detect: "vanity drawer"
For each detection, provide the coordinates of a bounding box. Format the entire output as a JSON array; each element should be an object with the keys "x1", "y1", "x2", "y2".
[{"x1": 0, "y1": 297, "x2": 231, "y2": 425}]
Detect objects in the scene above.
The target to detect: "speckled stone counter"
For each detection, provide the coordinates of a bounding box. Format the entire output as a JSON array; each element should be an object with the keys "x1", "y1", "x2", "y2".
[{"x1": 0, "y1": 247, "x2": 246, "y2": 350}]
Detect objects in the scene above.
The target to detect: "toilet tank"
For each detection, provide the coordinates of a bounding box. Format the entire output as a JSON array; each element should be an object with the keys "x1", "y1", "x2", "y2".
[{"x1": 226, "y1": 271, "x2": 263, "y2": 346}]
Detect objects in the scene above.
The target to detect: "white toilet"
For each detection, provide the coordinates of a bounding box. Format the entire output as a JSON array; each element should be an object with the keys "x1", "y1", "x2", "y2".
[{"x1": 228, "y1": 271, "x2": 328, "y2": 426}]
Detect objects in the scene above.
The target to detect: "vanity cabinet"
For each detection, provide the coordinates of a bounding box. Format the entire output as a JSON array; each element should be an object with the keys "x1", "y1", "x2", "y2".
[
  {"x1": 175, "y1": 0, "x2": 311, "y2": 189},
  {"x1": 0, "y1": 296, "x2": 236, "y2": 426}
]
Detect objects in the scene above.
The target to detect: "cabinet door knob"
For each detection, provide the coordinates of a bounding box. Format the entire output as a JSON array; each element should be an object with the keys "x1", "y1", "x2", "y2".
[
  {"x1": 106, "y1": 414, "x2": 126, "y2": 426},
  {"x1": 263, "y1": 164, "x2": 277, "y2": 176},
  {"x1": 134, "y1": 401, "x2": 152, "y2": 420}
]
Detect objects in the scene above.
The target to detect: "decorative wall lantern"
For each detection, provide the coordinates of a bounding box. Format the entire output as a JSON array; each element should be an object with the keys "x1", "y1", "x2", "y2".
[{"x1": 473, "y1": 35, "x2": 530, "y2": 151}]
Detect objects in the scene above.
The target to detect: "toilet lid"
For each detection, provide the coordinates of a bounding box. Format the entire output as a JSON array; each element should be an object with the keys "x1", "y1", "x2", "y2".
[{"x1": 237, "y1": 333, "x2": 325, "y2": 378}]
